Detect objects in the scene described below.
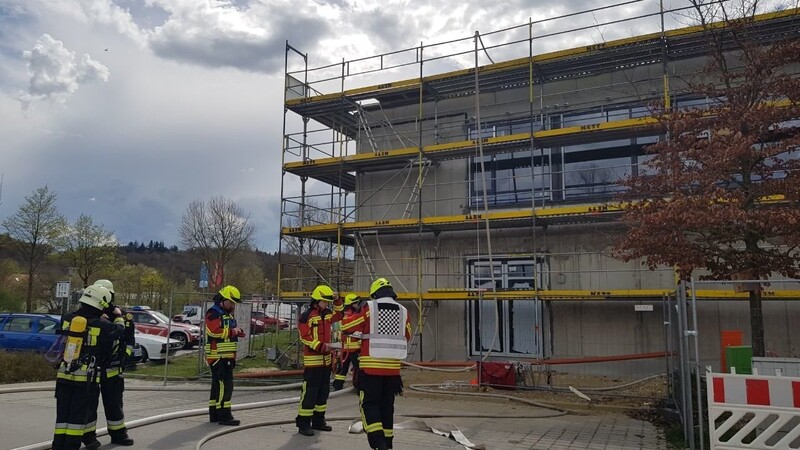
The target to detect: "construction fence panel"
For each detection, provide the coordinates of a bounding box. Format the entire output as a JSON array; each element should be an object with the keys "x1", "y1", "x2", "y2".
[{"x1": 707, "y1": 371, "x2": 800, "y2": 449}]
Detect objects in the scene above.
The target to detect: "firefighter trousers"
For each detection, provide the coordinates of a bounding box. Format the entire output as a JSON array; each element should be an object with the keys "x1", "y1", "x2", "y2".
[
  {"x1": 84, "y1": 372, "x2": 127, "y2": 443},
  {"x1": 209, "y1": 358, "x2": 236, "y2": 421},
  {"x1": 333, "y1": 351, "x2": 360, "y2": 390},
  {"x1": 53, "y1": 380, "x2": 96, "y2": 450},
  {"x1": 295, "y1": 366, "x2": 331, "y2": 428},
  {"x1": 358, "y1": 371, "x2": 403, "y2": 449}
]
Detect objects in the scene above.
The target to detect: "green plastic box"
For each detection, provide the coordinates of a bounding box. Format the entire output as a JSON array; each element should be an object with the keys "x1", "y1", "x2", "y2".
[{"x1": 725, "y1": 346, "x2": 753, "y2": 374}]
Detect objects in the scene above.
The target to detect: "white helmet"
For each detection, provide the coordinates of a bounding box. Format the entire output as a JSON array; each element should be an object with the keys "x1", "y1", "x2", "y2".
[
  {"x1": 79, "y1": 285, "x2": 112, "y2": 311},
  {"x1": 93, "y1": 279, "x2": 115, "y2": 294}
]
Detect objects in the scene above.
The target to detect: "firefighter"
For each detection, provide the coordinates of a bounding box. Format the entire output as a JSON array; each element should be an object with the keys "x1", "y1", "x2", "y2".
[
  {"x1": 295, "y1": 284, "x2": 343, "y2": 436},
  {"x1": 82, "y1": 279, "x2": 135, "y2": 448},
  {"x1": 52, "y1": 285, "x2": 126, "y2": 450},
  {"x1": 333, "y1": 293, "x2": 365, "y2": 391},
  {"x1": 205, "y1": 285, "x2": 245, "y2": 426},
  {"x1": 357, "y1": 278, "x2": 411, "y2": 450}
]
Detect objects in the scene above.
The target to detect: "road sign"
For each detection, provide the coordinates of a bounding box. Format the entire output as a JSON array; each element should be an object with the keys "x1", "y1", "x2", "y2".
[{"x1": 56, "y1": 281, "x2": 71, "y2": 298}]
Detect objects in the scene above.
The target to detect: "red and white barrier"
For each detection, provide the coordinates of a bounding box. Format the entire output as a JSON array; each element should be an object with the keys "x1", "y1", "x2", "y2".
[{"x1": 707, "y1": 372, "x2": 800, "y2": 449}]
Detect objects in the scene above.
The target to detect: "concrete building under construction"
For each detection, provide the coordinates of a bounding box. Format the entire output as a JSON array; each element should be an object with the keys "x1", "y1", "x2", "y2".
[{"x1": 277, "y1": 4, "x2": 800, "y2": 375}]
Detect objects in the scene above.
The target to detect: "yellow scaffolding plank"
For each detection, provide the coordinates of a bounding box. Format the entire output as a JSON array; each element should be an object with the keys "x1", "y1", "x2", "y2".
[
  {"x1": 284, "y1": 117, "x2": 659, "y2": 173},
  {"x1": 278, "y1": 289, "x2": 800, "y2": 301},
  {"x1": 285, "y1": 8, "x2": 798, "y2": 108},
  {"x1": 281, "y1": 203, "x2": 625, "y2": 237}
]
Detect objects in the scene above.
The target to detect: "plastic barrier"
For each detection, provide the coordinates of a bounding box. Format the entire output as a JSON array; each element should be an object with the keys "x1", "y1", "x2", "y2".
[{"x1": 707, "y1": 372, "x2": 800, "y2": 449}]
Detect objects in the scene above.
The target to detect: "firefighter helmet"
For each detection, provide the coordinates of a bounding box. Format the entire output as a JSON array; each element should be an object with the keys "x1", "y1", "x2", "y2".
[
  {"x1": 219, "y1": 285, "x2": 241, "y2": 303},
  {"x1": 311, "y1": 284, "x2": 335, "y2": 302},
  {"x1": 79, "y1": 285, "x2": 111, "y2": 310},
  {"x1": 344, "y1": 293, "x2": 361, "y2": 306},
  {"x1": 369, "y1": 277, "x2": 392, "y2": 298},
  {"x1": 93, "y1": 279, "x2": 115, "y2": 294}
]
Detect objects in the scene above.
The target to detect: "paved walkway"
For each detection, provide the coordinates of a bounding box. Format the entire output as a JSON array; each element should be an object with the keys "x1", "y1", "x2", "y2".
[{"x1": 0, "y1": 380, "x2": 665, "y2": 449}]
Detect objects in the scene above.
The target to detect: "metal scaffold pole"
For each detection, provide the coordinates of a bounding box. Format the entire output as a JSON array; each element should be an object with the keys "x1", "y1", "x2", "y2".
[{"x1": 416, "y1": 41, "x2": 424, "y2": 361}]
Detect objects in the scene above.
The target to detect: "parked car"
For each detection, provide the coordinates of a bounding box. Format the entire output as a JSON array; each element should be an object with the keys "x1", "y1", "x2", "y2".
[
  {"x1": 125, "y1": 343, "x2": 143, "y2": 369},
  {"x1": 173, "y1": 304, "x2": 203, "y2": 325},
  {"x1": 0, "y1": 313, "x2": 61, "y2": 352},
  {"x1": 134, "y1": 330, "x2": 181, "y2": 363},
  {"x1": 250, "y1": 311, "x2": 289, "y2": 334},
  {"x1": 127, "y1": 306, "x2": 201, "y2": 349}
]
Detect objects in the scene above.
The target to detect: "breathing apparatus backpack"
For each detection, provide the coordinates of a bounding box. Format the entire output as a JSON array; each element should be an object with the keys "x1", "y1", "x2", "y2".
[{"x1": 62, "y1": 316, "x2": 88, "y2": 372}]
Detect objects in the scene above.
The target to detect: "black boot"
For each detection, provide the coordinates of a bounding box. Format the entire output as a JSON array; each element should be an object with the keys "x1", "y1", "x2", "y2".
[
  {"x1": 218, "y1": 414, "x2": 240, "y2": 426},
  {"x1": 298, "y1": 426, "x2": 314, "y2": 436},
  {"x1": 209, "y1": 407, "x2": 218, "y2": 423},
  {"x1": 216, "y1": 406, "x2": 239, "y2": 425},
  {"x1": 82, "y1": 432, "x2": 101, "y2": 450},
  {"x1": 312, "y1": 411, "x2": 331, "y2": 431},
  {"x1": 110, "y1": 434, "x2": 134, "y2": 446},
  {"x1": 332, "y1": 379, "x2": 344, "y2": 391}
]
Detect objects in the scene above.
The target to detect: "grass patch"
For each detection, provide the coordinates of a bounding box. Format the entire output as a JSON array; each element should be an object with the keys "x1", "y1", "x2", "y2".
[
  {"x1": 0, "y1": 350, "x2": 56, "y2": 383},
  {"x1": 132, "y1": 330, "x2": 298, "y2": 379}
]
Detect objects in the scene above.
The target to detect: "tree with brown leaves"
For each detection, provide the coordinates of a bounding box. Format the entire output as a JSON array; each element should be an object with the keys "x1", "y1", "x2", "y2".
[{"x1": 614, "y1": 5, "x2": 800, "y2": 357}]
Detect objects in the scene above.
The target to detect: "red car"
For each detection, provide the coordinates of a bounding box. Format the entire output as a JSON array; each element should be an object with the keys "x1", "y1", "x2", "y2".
[
  {"x1": 251, "y1": 311, "x2": 289, "y2": 334},
  {"x1": 128, "y1": 306, "x2": 201, "y2": 349}
]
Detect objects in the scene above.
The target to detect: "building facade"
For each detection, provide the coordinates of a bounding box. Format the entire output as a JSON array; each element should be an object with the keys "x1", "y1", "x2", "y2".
[{"x1": 278, "y1": 7, "x2": 800, "y2": 374}]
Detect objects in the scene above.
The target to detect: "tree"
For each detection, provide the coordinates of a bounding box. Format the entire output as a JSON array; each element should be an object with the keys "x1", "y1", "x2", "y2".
[
  {"x1": 179, "y1": 196, "x2": 255, "y2": 289},
  {"x1": 614, "y1": 3, "x2": 800, "y2": 356},
  {"x1": 55, "y1": 214, "x2": 118, "y2": 288},
  {"x1": 2, "y1": 186, "x2": 66, "y2": 312},
  {"x1": 112, "y1": 263, "x2": 168, "y2": 309}
]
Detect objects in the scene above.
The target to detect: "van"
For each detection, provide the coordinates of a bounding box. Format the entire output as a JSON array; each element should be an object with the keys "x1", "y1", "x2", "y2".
[{"x1": 173, "y1": 304, "x2": 203, "y2": 326}]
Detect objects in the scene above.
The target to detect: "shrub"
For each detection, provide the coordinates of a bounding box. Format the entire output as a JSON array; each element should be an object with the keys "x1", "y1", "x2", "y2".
[{"x1": 0, "y1": 350, "x2": 56, "y2": 383}]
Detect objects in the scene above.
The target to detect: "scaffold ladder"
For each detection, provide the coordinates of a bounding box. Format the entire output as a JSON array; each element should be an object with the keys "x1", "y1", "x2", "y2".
[
  {"x1": 354, "y1": 232, "x2": 377, "y2": 279},
  {"x1": 356, "y1": 106, "x2": 378, "y2": 152},
  {"x1": 407, "y1": 300, "x2": 433, "y2": 360},
  {"x1": 402, "y1": 160, "x2": 431, "y2": 220}
]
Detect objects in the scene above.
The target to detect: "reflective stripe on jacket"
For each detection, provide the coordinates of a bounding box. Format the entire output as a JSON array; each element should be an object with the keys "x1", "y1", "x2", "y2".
[
  {"x1": 205, "y1": 304, "x2": 238, "y2": 362},
  {"x1": 340, "y1": 308, "x2": 365, "y2": 351}
]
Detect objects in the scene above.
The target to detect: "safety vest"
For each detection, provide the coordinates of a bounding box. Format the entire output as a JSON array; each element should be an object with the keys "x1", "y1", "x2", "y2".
[
  {"x1": 204, "y1": 304, "x2": 238, "y2": 362},
  {"x1": 362, "y1": 298, "x2": 407, "y2": 359}
]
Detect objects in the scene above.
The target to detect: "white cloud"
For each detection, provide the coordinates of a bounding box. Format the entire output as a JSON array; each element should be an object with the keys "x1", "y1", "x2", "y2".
[
  {"x1": 42, "y1": 0, "x2": 145, "y2": 43},
  {"x1": 147, "y1": 0, "x2": 333, "y2": 72},
  {"x1": 19, "y1": 34, "x2": 110, "y2": 106}
]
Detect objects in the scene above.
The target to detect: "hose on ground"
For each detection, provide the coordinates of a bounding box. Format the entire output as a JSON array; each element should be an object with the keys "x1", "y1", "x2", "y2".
[
  {"x1": 12, "y1": 385, "x2": 349, "y2": 450},
  {"x1": 402, "y1": 361, "x2": 477, "y2": 372},
  {"x1": 195, "y1": 411, "x2": 571, "y2": 449},
  {"x1": 0, "y1": 382, "x2": 302, "y2": 395},
  {"x1": 408, "y1": 383, "x2": 570, "y2": 414}
]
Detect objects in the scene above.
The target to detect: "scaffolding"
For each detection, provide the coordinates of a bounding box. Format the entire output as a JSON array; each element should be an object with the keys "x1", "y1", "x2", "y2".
[{"x1": 277, "y1": 2, "x2": 800, "y2": 367}]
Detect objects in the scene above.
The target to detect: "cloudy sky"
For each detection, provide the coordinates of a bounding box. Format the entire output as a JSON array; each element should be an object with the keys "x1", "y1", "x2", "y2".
[{"x1": 0, "y1": 0, "x2": 752, "y2": 250}]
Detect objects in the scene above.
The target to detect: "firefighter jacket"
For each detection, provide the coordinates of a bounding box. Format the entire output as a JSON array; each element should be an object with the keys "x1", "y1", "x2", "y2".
[
  {"x1": 358, "y1": 297, "x2": 412, "y2": 376},
  {"x1": 106, "y1": 312, "x2": 136, "y2": 378},
  {"x1": 204, "y1": 304, "x2": 238, "y2": 363},
  {"x1": 339, "y1": 308, "x2": 365, "y2": 352},
  {"x1": 298, "y1": 301, "x2": 343, "y2": 367},
  {"x1": 58, "y1": 308, "x2": 126, "y2": 384}
]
